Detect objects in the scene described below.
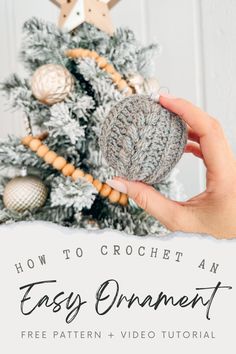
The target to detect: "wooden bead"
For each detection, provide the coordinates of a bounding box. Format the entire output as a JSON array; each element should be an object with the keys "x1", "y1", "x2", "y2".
[
  {"x1": 117, "y1": 79, "x2": 128, "y2": 91},
  {"x1": 66, "y1": 48, "x2": 84, "y2": 57},
  {"x1": 80, "y1": 49, "x2": 90, "y2": 57},
  {"x1": 93, "y1": 179, "x2": 103, "y2": 192},
  {"x1": 97, "y1": 57, "x2": 108, "y2": 68},
  {"x1": 119, "y1": 193, "x2": 128, "y2": 206},
  {"x1": 106, "y1": 64, "x2": 116, "y2": 74},
  {"x1": 53, "y1": 156, "x2": 67, "y2": 170},
  {"x1": 44, "y1": 151, "x2": 57, "y2": 164},
  {"x1": 88, "y1": 50, "x2": 99, "y2": 59},
  {"x1": 108, "y1": 190, "x2": 121, "y2": 204},
  {"x1": 37, "y1": 145, "x2": 49, "y2": 158},
  {"x1": 29, "y1": 138, "x2": 42, "y2": 152},
  {"x1": 84, "y1": 174, "x2": 94, "y2": 183},
  {"x1": 111, "y1": 72, "x2": 122, "y2": 84},
  {"x1": 21, "y1": 135, "x2": 33, "y2": 146},
  {"x1": 72, "y1": 169, "x2": 85, "y2": 181},
  {"x1": 62, "y1": 164, "x2": 75, "y2": 177},
  {"x1": 100, "y1": 183, "x2": 112, "y2": 198}
]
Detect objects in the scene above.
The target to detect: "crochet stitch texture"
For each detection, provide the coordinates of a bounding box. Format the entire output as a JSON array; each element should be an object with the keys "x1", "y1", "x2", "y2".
[{"x1": 100, "y1": 95, "x2": 187, "y2": 184}]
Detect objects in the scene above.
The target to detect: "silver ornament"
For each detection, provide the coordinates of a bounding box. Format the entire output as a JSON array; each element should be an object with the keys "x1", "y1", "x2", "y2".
[
  {"x1": 31, "y1": 64, "x2": 74, "y2": 105},
  {"x1": 3, "y1": 176, "x2": 48, "y2": 212}
]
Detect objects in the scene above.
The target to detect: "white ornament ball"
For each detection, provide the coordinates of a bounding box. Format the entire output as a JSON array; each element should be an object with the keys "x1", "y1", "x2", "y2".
[
  {"x1": 128, "y1": 74, "x2": 160, "y2": 97},
  {"x1": 142, "y1": 78, "x2": 160, "y2": 97},
  {"x1": 31, "y1": 64, "x2": 74, "y2": 105},
  {"x1": 3, "y1": 176, "x2": 48, "y2": 212},
  {"x1": 128, "y1": 74, "x2": 144, "y2": 94}
]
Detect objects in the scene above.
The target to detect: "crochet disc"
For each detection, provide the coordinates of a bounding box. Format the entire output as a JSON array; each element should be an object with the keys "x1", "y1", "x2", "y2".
[{"x1": 99, "y1": 95, "x2": 187, "y2": 184}]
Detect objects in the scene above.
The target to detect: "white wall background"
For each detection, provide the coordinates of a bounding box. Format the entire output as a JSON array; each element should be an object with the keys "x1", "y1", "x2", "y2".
[{"x1": 1, "y1": 0, "x2": 236, "y2": 198}]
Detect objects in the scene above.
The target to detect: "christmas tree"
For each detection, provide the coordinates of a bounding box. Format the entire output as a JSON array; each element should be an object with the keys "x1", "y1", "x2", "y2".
[{"x1": 0, "y1": 11, "x2": 183, "y2": 236}]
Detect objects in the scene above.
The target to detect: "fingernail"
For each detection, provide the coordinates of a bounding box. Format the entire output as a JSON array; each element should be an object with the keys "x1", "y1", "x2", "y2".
[
  {"x1": 106, "y1": 179, "x2": 128, "y2": 194},
  {"x1": 160, "y1": 93, "x2": 177, "y2": 99}
]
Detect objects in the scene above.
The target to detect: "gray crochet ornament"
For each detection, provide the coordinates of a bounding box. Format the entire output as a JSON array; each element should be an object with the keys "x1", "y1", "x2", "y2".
[{"x1": 99, "y1": 95, "x2": 187, "y2": 184}]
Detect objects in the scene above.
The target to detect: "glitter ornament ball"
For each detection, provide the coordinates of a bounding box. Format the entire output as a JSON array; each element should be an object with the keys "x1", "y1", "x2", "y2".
[
  {"x1": 31, "y1": 64, "x2": 74, "y2": 105},
  {"x1": 3, "y1": 176, "x2": 48, "y2": 212},
  {"x1": 99, "y1": 95, "x2": 187, "y2": 184}
]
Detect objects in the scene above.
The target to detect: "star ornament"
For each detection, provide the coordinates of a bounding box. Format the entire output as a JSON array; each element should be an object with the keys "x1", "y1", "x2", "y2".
[{"x1": 51, "y1": 0, "x2": 120, "y2": 35}]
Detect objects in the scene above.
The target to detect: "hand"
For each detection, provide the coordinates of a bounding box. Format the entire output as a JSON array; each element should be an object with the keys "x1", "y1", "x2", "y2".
[{"x1": 106, "y1": 95, "x2": 236, "y2": 239}]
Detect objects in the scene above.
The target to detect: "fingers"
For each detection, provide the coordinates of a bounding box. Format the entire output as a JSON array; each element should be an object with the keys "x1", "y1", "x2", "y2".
[
  {"x1": 159, "y1": 95, "x2": 234, "y2": 182},
  {"x1": 187, "y1": 127, "x2": 200, "y2": 143},
  {"x1": 187, "y1": 127, "x2": 202, "y2": 158},
  {"x1": 159, "y1": 96, "x2": 211, "y2": 137},
  {"x1": 185, "y1": 142, "x2": 203, "y2": 159},
  {"x1": 107, "y1": 177, "x2": 189, "y2": 231}
]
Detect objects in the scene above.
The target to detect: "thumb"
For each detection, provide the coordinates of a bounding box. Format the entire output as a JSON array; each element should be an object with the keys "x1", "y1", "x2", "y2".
[{"x1": 107, "y1": 177, "x2": 188, "y2": 232}]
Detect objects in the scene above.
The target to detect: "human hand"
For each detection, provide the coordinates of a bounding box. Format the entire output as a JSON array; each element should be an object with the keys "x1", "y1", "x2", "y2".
[{"x1": 106, "y1": 95, "x2": 236, "y2": 239}]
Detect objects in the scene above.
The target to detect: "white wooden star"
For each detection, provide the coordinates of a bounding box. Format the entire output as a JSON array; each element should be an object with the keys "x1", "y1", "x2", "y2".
[{"x1": 51, "y1": 0, "x2": 120, "y2": 35}]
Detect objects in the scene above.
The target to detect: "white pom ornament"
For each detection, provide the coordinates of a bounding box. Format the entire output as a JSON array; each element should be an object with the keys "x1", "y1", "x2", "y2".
[
  {"x1": 31, "y1": 64, "x2": 74, "y2": 105},
  {"x1": 128, "y1": 74, "x2": 144, "y2": 93},
  {"x1": 128, "y1": 74, "x2": 160, "y2": 97},
  {"x1": 142, "y1": 78, "x2": 160, "y2": 97},
  {"x1": 3, "y1": 175, "x2": 48, "y2": 212}
]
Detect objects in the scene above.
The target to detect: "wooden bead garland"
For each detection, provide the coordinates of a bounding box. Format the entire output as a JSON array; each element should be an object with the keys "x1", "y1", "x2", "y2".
[
  {"x1": 29, "y1": 138, "x2": 42, "y2": 152},
  {"x1": 44, "y1": 151, "x2": 58, "y2": 164},
  {"x1": 65, "y1": 48, "x2": 133, "y2": 96},
  {"x1": 21, "y1": 135, "x2": 128, "y2": 206},
  {"x1": 62, "y1": 164, "x2": 75, "y2": 177},
  {"x1": 72, "y1": 169, "x2": 85, "y2": 181},
  {"x1": 100, "y1": 183, "x2": 112, "y2": 197},
  {"x1": 53, "y1": 156, "x2": 67, "y2": 170},
  {"x1": 37, "y1": 145, "x2": 50, "y2": 158}
]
